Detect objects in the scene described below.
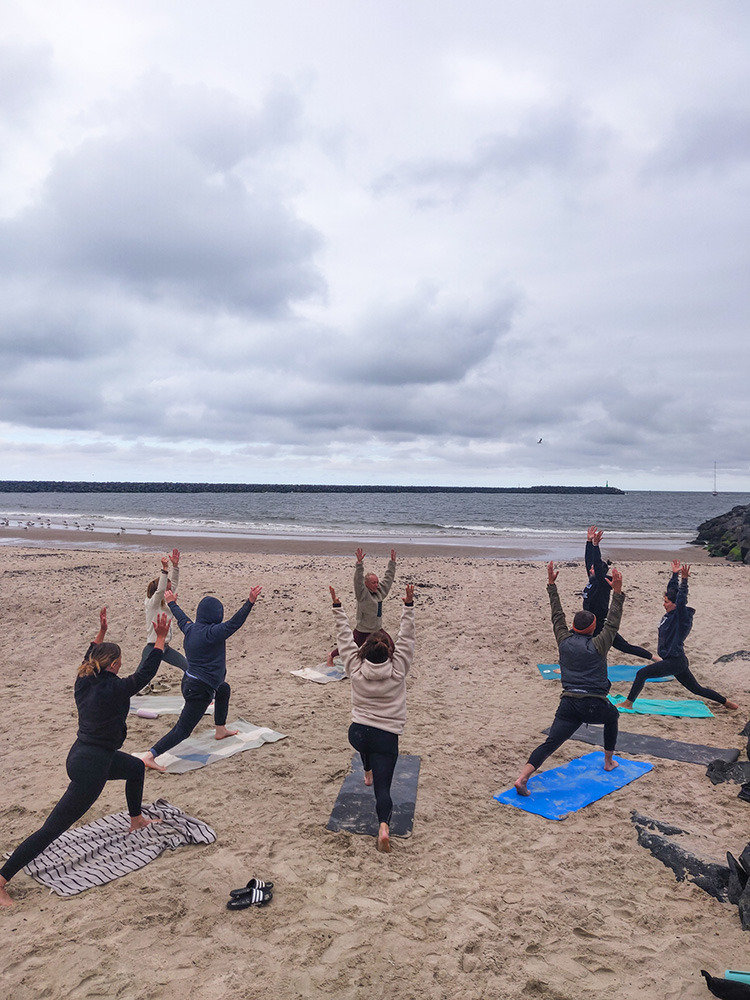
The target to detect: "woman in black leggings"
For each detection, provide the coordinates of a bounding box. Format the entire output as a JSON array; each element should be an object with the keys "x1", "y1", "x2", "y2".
[
  {"x1": 0, "y1": 609, "x2": 169, "y2": 907},
  {"x1": 620, "y1": 562, "x2": 738, "y2": 711},
  {"x1": 330, "y1": 582, "x2": 416, "y2": 854}
]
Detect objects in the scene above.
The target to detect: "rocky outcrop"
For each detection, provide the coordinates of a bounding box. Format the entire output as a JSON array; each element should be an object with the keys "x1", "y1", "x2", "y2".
[{"x1": 693, "y1": 504, "x2": 750, "y2": 563}]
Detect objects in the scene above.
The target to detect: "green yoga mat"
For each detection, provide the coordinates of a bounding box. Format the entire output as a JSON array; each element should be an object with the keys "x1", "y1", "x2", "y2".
[{"x1": 609, "y1": 693, "x2": 714, "y2": 718}]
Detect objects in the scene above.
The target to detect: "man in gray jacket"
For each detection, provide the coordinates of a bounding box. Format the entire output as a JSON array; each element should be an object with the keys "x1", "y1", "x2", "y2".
[
  {"x1": 514, "y1": 560, "x2": 625, "y2": 796},
  {"x1": 327, "y1": 548, "x2": 397, "y2": 666}
]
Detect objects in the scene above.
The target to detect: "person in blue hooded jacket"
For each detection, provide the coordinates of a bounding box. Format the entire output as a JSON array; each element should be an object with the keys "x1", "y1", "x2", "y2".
[
  {"x1": 141, "y1": 584, "x2": 262, "y2": 772},
  {"x1": 620, "y1": 562, "x2": 738, "y2": 710}
]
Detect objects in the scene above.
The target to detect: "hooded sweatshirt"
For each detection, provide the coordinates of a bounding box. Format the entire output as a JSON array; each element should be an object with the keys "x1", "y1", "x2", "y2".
[
  {"x1": 657, "y1": 577, "x2": 695, "y2": 659},
  {"x1": 168, "y1": 595, "x2": 253, "y2": 690},
  {"x1": 333, "y1": 601, "x2": 415, "y2": 735}
]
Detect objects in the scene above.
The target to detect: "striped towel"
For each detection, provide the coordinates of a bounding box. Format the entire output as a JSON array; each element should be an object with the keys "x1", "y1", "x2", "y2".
[{"x1": 19, "y1": 799, "x2": 215, "y2": 897}]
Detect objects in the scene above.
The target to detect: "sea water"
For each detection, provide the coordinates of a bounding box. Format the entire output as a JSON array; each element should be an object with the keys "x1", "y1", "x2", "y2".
[{"x1": 0, "y1": 489, "x2": 747, "y2": 557}]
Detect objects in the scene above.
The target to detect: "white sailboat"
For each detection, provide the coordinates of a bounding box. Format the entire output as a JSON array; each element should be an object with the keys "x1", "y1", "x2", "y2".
[{"x1": 712, "y1": 462, "x2": 718, "y2": 496}]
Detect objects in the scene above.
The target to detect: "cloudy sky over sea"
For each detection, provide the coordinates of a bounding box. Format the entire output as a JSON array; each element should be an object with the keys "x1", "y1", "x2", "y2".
[{"x1": 1, "y1": 1, "x2": 748, "y2": 490}]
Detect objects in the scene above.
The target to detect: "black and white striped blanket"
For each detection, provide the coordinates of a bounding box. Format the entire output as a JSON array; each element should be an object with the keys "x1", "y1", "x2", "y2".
[{"x1": 20, "y1": 799, "x2": 216, "y2": 897}]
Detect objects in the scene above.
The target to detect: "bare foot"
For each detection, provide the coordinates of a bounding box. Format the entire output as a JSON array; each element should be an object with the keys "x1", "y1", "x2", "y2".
[
  {"x1": 376, "y1": 823, "x2": 391, "y2": 853},
  {"x1": 619, "y1": 700, "x2": 634, "y2": 711},
  {"x1": 128, "y1": 815, "x2": 161, "y2": 833},
  {"x1": 514, "y1": 780, "x2": 530, "y2": 797},
  {"x1": 326, "y1": 653, "x2": 335, "y2": 668},
  {"x1": 725, "y1": 700, "x2": 739, "y2": 710},
  {"x1": 141, "y1": 752, "x2": 166, "y2": 773},
  {"x1": 215, "y1": 725, "x2": 239, "y2": 741},
  {"x1": 364, "y1": 769, "x2": 373, "y2": 786},
  {"x1": 0, "y1": 880, "x2": 13, "y2": 907},
  {"x1": 603, "y1": 758, "x2": 620, "y2": 772}
]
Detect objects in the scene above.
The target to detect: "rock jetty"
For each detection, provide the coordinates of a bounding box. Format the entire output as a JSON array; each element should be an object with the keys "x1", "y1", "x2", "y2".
[{"x1": 693, "y1": 504, "x2": 750, "y2": 563}]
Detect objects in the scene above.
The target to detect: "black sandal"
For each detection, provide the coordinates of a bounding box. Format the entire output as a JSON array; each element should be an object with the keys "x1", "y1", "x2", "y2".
[
  {"x1": 226, "y1": 887, "x2": 272, "y2": 910},
  {"x1": 229, "y1": 877, "x2": 274, "y2": 898}
]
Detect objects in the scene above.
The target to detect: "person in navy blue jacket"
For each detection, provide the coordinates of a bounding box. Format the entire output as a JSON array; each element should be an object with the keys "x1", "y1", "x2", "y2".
[
  {"x1": 141, "y1": 585, "x2": 262, "y2": 772},
  {"x1": 0, "y1": 608, "x2": 169, "y2": 907},
  {"x1": 620, "y1": 562, "x2": 738, "y2": 710},
  {"x1": 583, "y1": 526, "x2": 653, "y2": 660}
]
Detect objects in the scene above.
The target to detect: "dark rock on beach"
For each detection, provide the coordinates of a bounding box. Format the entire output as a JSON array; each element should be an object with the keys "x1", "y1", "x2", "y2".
[{"x1": 693, "y1": 504, "x2": 750, "y2": 564}]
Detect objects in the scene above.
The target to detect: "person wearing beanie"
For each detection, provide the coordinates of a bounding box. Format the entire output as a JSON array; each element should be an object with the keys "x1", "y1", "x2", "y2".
[
  {"x1": 141, "y1": 584, "x2": 262, "y2": 772},
  {"x1": 619, "y1": 562, "x2": 738, "y2": 711},
  {"x1": 514, "y1": 560, "x2": 625, "y2": 796},
  {"x1": 583, "y1": 526, "x2": 653, "y2": 661},
  {"x1": 330, "y1": 580, "x2": 415, "y2": 854}
]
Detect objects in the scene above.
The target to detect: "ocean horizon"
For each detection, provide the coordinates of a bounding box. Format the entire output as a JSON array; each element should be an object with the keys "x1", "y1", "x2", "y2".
[{"x1": 1, "y1": 489, "x2": 747, "y2": 558}]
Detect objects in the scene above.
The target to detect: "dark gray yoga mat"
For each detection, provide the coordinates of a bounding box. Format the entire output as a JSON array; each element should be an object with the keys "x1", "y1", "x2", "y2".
[
  {"x1": 544, "y1": 723, "x2": 741, "y2": 765},
  {"x1": 326, "y1": 754, "x2": 420, "y2": 837}
]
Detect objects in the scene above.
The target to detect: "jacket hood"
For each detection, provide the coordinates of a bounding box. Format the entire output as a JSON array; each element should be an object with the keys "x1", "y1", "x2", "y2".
[
  {"x1": 359, "y1": 658, "x2": 394, "y2": 681},
  {"x1": 196, "y1": 596, "x2": 224, "y2": 623}
]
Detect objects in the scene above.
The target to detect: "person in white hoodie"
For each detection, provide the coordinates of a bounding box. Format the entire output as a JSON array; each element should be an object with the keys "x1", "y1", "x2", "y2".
[
  {"x1": 329, "y1": 581, "x2": 415, "y2": 854},
  {"x1": 137, "y1": 549, "x2": 188, "y2": 673}
]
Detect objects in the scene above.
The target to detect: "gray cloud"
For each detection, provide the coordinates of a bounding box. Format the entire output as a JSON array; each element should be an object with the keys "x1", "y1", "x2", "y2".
[
  {"x1": 0, "y1": 42, "x2": 54, "y2": 125},
  {"x1": 0, "y1": 75, "x2": 323, "y2": 316},
  {"x1": 373, "y1": 103, "x2": 611, "y2": 202}
]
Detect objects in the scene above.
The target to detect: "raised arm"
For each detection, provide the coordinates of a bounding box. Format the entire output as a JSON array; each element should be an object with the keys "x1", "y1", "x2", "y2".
[
  {"x1": 154, "y1": 555, "x2": 170, "y2": 598},
  {"x1": 546, "y1": 561, "x2": 571, "y2": 647},
  {"x1": 93, "y1": 606, "x2": 108, "y2": 645},
  {"x1": 165, "y1": 590, "x2": 192, "y2": 634},
  {"x1": 169, "y1": 548, "x2": 180, "y2": 591},
  {"x1": 593, "y1": 568, "x2": 625, "y2": 655},
  {"x1": 205, "y1": 587, "x2": 261, "y2": 642},
  {"x1": 392, "y1": 584, "x2": 416, "y2": 671},
  {"x1": 377, "y1": 551, "x2": 397, "y2": 599}
]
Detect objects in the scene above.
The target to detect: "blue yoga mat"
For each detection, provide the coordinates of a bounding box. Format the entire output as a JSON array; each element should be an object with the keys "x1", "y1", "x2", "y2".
[
  {"x1": 537, "y1": 664, "x2": 673, "y2": 682},
  {"x1": 609, "y1": 693, "x2": 714, "y2": 718},
  {"x1": 495, "y1": 752, "x2": 653, "y2": 821}
]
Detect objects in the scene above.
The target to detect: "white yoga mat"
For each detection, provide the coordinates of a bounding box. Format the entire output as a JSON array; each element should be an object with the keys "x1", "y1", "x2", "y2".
[
  {"x1": 290, "y1": 660, "x2": 346, "y2": 684},
  {"x1": 142, "y1": 718, "x2": 288, "y2": 774}
]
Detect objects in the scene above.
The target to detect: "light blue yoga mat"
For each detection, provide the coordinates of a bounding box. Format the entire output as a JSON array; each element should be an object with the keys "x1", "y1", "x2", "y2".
[
  {"x1": 495, "y1": 752, "x2": 653, "y2": 821},
  {"x1": 537, "y1": 664, "x2": 672, "y2": 683},
  {"x1": 609, "y1": 693, "x2": 714, "y2": 718}
]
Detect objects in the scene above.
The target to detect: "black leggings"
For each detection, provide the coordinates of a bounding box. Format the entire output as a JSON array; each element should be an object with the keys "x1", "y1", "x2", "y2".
[
  {"x1": 0, "y1": 740, "x2": 145, "y2": 883},
  {"x1": 348, "y1": 723, "x2": 399, "y2": 825},
  {"x1": 626, "y1": 654, "x2": 726, "y2": 705},
  {"x1": 611, "y1": 633, "x2": 653, "y2": 660},
  {"x1": 149, "y1": 675, "x2": 230, "y2": 759},
  {"x1": 138, "y1": 643, "x2": 188, "y2": 673},
  {"x1": 528, "y1": 696, "x2": 619, "y2": 770}
]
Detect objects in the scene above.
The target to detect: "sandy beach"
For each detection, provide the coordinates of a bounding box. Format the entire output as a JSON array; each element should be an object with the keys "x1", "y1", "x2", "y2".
[{"x1": 1, "y1": 537, "x2": 749, "y2": 1000}]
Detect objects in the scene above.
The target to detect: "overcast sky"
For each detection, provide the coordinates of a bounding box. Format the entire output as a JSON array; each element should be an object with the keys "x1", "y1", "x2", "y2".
[{"x1": 1, "y1": 0, "x2": 748, "y2": 490}]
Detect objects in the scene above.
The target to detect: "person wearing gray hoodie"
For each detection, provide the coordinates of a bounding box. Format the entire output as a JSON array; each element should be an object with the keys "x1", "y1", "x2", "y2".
[
  {"x1": 330, "y1": 581, "x2": 415, "y2": 854},
  {"x1": 141, "y1": 585, "x2": 262, "y2": 772}
]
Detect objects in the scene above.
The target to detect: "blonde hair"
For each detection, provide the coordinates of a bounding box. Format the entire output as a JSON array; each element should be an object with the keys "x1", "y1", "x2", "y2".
[
  {"x1": 78, "y1": 642, "x2": 121, "y2": 678},
  {"x1": 146, "y1": 578, "x2": 160, "y2": 599}
]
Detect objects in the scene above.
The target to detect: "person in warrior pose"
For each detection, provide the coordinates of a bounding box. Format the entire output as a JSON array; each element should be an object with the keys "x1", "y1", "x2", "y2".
[
  {"x1": 0, "y1": 609, "x2": 169, "y2": 907},
  {"x1": 327, "y1": 548, "x2": 397, "y2": 667},
  {"x1": 584, "y1": 526, "x2": 653, "y2": 660},
  {"x1": 514, "y1": 561, "x2": 625, "y2": 796},
  {"x1": 138, "y1": 548, "x2": 188, "y2": 673},
  {"x1": 141, "y1": 585, "x2": 262, "y2": 772},
  {"x1": 330, "y1": 581, "x2": 415, "y2": 853},
  {"x1": 619, "y1": 562, "x2": 738, "y2": 711}
]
